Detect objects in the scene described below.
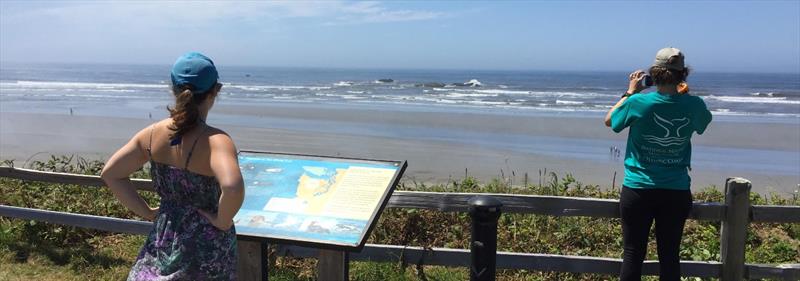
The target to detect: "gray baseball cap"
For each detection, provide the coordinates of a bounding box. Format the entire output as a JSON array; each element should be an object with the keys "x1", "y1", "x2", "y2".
[{"x1": 653, "y1": 47, "x2": 685, "y2": 71}]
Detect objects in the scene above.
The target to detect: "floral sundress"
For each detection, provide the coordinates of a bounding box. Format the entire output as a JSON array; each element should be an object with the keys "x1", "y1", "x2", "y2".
[{"x1": 127, "y1": 125, "x2": 237, "y2": 280}]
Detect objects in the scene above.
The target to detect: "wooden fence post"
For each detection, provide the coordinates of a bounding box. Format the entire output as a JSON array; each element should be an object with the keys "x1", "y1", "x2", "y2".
[
  {"x1": 318, "y1": 249, "x2": 349, "y2": 280},
  {"x1": 237, "y1": 239, "x2": 265, "y2": 281},
  {"x1": 720, "y1": 177, "x2": 751, "y2": 281}
]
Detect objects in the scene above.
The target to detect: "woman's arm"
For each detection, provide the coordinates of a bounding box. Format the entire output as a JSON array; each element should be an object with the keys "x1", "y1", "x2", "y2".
[
  {"x1": 198, "y1": 132, "x2": 244, "y2": 231},
  {"x1": 604, "y1": 70, "x2": 647, "y2": 127},
  {"x1": 100, "y1": 127, "x2": 157, "y2": 220},
  {"x1": 604, "y1": 96, "x2": 630, "y2": 127}
]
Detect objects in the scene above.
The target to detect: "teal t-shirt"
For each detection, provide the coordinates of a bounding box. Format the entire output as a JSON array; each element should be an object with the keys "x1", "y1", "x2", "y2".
[{"x1": 610, "y1": 92, "x2": 712, "y2": 190}]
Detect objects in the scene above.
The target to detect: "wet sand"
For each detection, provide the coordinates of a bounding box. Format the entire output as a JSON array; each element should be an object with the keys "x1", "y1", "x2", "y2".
[{"x1": 1, "y1": 105, "x2": 798, "y2": 196}]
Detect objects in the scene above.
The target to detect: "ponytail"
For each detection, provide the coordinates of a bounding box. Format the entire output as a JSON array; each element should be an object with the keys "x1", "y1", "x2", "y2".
[{"x1": 167, "y1": 85, "x2": 205, "y2": 142}]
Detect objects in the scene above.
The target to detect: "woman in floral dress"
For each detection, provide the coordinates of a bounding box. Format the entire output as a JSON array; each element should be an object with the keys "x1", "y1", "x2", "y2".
[{"x1": 102, "y1": 52, "x2": 244, "y2": 280}]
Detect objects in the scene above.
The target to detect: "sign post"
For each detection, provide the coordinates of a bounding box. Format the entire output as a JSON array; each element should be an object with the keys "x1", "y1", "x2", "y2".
[{"x1": 318, "y1": 249, "x2": 349, "y2": 280}]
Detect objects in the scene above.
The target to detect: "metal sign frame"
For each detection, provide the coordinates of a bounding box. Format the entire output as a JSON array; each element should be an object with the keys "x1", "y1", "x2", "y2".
[{"x1": 235, "y1": 150, "x2": 407, "y2": 252}]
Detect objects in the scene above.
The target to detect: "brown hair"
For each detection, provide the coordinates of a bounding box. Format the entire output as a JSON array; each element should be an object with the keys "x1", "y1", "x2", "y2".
[
  {"x1": 167, "y1": 85, "x2": 210, "y2": 141},
  {"x1": 649, "y1": 65, "x2": 690, "y2": 86}
]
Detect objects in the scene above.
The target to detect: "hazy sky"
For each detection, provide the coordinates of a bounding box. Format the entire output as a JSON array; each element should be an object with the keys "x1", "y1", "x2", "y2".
[{"x1": 1, "y1": 1, "x2": 799, "y2": 72}]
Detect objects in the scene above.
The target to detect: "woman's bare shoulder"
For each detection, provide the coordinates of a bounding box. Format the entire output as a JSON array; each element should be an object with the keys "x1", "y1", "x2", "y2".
[
  {"x1": 206, "y1": 126, "x2": 236, "y2": 150},
  {"x1": 129, "y1": 119, "x2": 167, "y2": 140}
]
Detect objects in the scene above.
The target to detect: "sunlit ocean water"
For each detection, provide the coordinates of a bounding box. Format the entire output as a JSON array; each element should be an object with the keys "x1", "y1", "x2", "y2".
[{"x1": 1, "y1": 63, "x2": 798, "y2": 119}]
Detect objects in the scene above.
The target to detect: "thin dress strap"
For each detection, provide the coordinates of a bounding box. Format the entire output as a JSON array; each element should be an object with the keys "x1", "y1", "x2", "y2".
[{"x1": 184, "y1": 124, "x2": 210, "y2": 169}]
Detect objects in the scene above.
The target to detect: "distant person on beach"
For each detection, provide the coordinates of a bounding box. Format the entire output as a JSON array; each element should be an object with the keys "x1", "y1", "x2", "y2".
[
  {"x1": 101, "y1": 52, "x2": 244, "y2": 280},
  {"x1": 604, "y1": 48, "x2": 712, "y2": 281}
]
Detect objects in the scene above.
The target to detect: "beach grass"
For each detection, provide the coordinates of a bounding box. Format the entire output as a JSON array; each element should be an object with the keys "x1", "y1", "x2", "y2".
[{"x1": 0, "y1": 155, "x2": 797, "y2": 280}]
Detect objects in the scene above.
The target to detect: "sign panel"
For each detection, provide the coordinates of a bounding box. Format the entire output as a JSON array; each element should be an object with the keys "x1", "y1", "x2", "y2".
[{"x1": 234, "y1": 151, "x2": 406, "y2": 250}]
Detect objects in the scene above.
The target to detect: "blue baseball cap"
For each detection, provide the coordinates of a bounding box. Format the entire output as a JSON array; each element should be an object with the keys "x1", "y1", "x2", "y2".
[{"x1": 170, "y1": 52, "x2": 219, "y2": 94}]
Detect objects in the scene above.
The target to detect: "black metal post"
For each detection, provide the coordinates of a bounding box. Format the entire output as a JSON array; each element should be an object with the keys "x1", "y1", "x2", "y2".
[
  {"x1": 468, "y1": 196, "x2": 503, "y2": 281},
  {"x1": 261, "y1": 242, "x2": 269, "y2": 281}
]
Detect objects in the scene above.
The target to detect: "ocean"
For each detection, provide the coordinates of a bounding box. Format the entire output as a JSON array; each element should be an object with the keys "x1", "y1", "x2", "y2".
[
  {"x1": 1, "y1": 63, "x2": 799, "y2": 193},
  {"x1": 1, "y1": 63, "x2": 799, "y2": 120}
]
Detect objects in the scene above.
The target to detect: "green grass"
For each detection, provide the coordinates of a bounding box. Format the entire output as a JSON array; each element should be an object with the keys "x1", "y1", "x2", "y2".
[{"x1": 1, "y1": 155, "x2": 797, "y2": 280}]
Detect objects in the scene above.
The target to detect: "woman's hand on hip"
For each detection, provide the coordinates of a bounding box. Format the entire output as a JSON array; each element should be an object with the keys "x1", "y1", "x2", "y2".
[
  {"x1": 145, "y1": 207, "x2": 159, "y2": 221},
  {"x1": 198, "y1": 209, "x2": 233, "y2": 231}
]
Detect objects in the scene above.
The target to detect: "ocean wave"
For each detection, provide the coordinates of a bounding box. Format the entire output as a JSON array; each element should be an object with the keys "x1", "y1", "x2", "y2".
[
  {"x1": 465, "y1": 100, "x2": 522, "y2": 106},
  {"x1": 1, "y1": 93, "x2": 146, "y2": 99},
  {"x1": 443, "y1": 92, "x2": 497, "y2": 98},
  {"x1": 335, "y1": 99, "x2": 613, "y2": 113},
  {"x1": 410, "y1": 97, "x2": 458, "y2": 104},
  {"x1": 455, "y1": 79, "x2": 482, "y2": 87},
  {"x1": 228, "y1": 85, "x2": 331, "y2": 91},
  {"x1": 428, "y1": 87, "x2": 610, "y2": 98},
  {"x1": 0, "y1": 88, "x2": 138, "y2": 93},
  {"x1": 333, "y1": 81, "x2": 354, "y2": 87},
  {"x1": 533, "y1": 91, "x2": 610, "y2": 97},
  {"x1": 749, "y1": 92, "x2": 785, "y2": 97},
  {"x1": 708, "y1": 110, "x2": 800, "y2": 117},
  {"x1": 3, "y1": 80, "x2": 166, "y2": 89},
  {"x1": 474, "y1": 89, "x2": 534, "y2": 95},
  {"x1": 315, "y1": 93, "x2": 350, "y2": 97},
  {"x1": 707, "y1": 95, "x2": 800, "y2": 104},
  {"x1": 480, "y1": 89, "x2": 607, "y2": 97},
  {"x1": 394, "y1": 96, "x2": 524, "y2": 107},
  {"x1": 314, "y1": 92, "x2": 371, "y2": 100},
  {"x1": 555, "y1": 100, "x2": 584, "y2": 105},
  {"x1": 432, "y1": 88, "x2": 530, "y2": 95},
  {"x1": 340, "y1": 95, "x2": 367, "y2": 100}
]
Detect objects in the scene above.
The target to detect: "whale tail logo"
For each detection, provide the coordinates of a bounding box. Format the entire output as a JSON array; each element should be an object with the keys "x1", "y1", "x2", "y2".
[{"x1": 643, "y1": 113, "x2": 690, "y2": 146}]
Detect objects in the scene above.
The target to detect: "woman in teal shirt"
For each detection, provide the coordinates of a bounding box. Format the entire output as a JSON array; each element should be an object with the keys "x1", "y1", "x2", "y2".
[{"x1": 604, "y1": 48, "x2": 712, "y2": 281}]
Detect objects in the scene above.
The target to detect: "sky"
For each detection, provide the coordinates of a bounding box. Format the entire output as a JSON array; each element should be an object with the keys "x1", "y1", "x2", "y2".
[{"x1": 1, "y1": 1, "x2": 799, "y2": 73}]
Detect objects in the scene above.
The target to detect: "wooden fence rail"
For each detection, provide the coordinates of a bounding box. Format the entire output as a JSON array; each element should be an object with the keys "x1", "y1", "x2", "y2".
[
  {"x1": 1, "y1": 167, "x2": 799, "y2": 280},
  {"x1": 0, "y1": 167, "x2": 728, "y2": 220}
]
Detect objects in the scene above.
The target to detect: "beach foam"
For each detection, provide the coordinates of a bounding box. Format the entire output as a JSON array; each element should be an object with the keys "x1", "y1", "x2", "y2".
[
  {"x1": 707, "y1": 95, "x2": 800, "y2": 104},
  {"x1": 333, "y1": 81, "x2": 354, "y2": 87},
  {"x1": 2, "y1": 80, "x2": 166, "y2": 89},
  {"x1": 556, "y1": 100, "x2": 585, "y2": 105}
]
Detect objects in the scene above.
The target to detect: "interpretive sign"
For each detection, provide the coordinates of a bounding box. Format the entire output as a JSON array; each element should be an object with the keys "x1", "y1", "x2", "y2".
[{"x1": 234, "y1": 151, "x2": 407, "y2": 251}]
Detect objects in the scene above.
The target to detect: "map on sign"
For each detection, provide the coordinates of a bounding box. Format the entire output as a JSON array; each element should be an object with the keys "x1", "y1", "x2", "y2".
[{"x1": 234, "y1": 151, "x2": 406, "y2": 250}]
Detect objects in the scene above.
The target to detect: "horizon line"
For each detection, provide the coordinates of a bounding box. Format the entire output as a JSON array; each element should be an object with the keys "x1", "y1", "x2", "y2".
[{"x1": 1, "y1": 60, "x2": 799, "y2": 75}]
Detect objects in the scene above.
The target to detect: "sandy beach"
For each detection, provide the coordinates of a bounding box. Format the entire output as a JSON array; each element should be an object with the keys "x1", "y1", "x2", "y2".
[{"x1": 1, "y1": 102, "x2": 797, "y2": 196}]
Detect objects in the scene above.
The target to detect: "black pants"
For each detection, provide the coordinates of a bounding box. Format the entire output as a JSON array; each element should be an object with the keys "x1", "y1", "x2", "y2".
[{"x1": 619, "y1": 186, "x2": 692, "y2": 281}]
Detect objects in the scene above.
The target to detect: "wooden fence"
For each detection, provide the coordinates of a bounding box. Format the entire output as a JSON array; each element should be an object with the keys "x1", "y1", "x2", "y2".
[{"x1": 0, "y1": 166, "x2": 798, "y2": 280}]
